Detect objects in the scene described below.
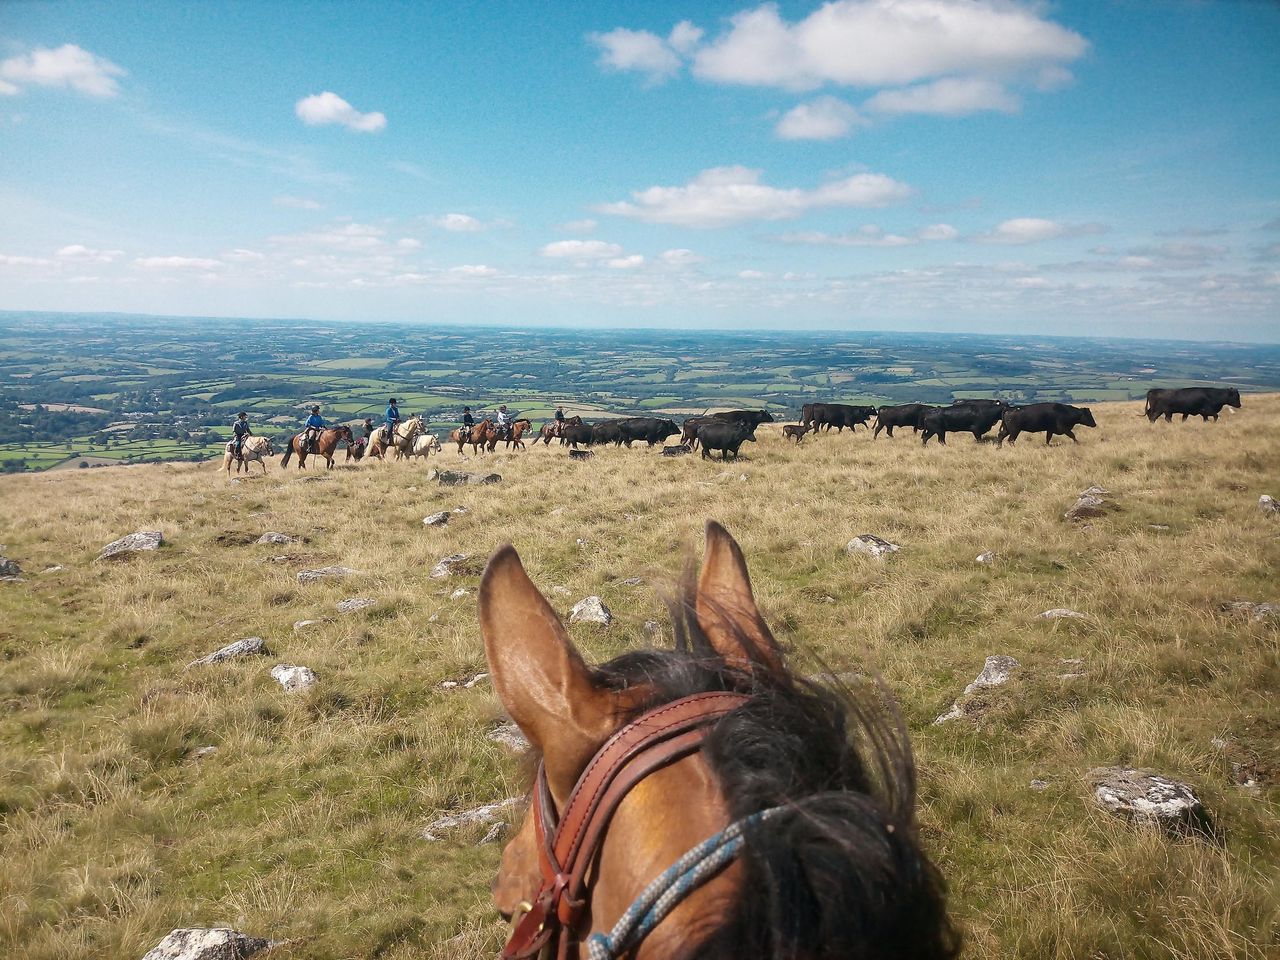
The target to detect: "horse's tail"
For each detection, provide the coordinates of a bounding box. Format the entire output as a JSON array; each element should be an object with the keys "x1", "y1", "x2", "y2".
[{"x1": 281, "y1": 440, "x2": 293, "y2": 467}]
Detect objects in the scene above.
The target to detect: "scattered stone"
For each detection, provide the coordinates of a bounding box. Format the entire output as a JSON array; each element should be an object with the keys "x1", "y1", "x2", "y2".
[
  {"x1": 336, "y1": 597, "x2": 376, "y2": 613},
  {"x1": 819, "y1": 595, "x2": 837, "y2": 604},
  {"x1": 1219, "y1": 600, "x2": 1280, "y2": 623},
  {"x1": 643, "y1": 620, "x2": 663, "y2": 640},
  {"x1": 423, "y1": 511, "x2": 450, "y2": 527},
  {"x1": 934, "y1": 655, "x2": 1020, "y2": 724},
  {"x1": 430, "y1": 553, "x2": 472, "y2": 579},
  {"x1": 846, "y1": 535, "x2": 901, "y2": 558},
  {"x1": 41, "y1": 565, "x2": 63, "y2": 574},
  {"x1": 1086, "y1": 767, "x2": 1208, "y2": 833},
  {"x1": 1259, "y1": 494, "x2": 1279, "y2": 516},
  {"x1": 452, "y1": 505, "x2": 469, "y2": 514},
  {"x1": 1149, "y1": 524, "x2": 1171, "y2": 532},
  {"x1": 661, "y1": 445, "x2": 689, "y2": 457},
  {"x1": 293, "y1": 619, "x2": 326, "y2": 633},
  {"x1": 1058, "y1": 658, "x2": 1088, "y2": 680},
  {"x1": 140, "y1": 928, "x2": 275, "y2": 960},
  {"x1": 1029, "y1": 779, "x2": 1049, "y2": 791},
  {"x1": 0, "y1": 557, "x2": 21, "y2": 577},
  {"x1": 297, "y1": 565, "x2": 360, "y2": 585},
  {"x1": 619, "y1": 577, "x2": 644, "y2": 586},
  {"x1": 569, "y1": 450, "x2": 594, "y2": 461},
  {"x1": 422, "y1": 797, "x2": 521, "y2": 841},
  {"x1": 270, "y1": 663, "x2": 317, "y2": 692},
  {"x1": 191, "y1": 746, "x2": 219, "y2": 761},
  {"x1": 440, "y1": 680, "x2": 459, "y2": 689},
  {"x1": 1039, "y1": 608, "x2": 1088, "y2": 621},
  {"x1": 255, "y1": 532, "x2": 297, "y2": 545},
  {"x1": 450, "y1": 587, "x2": 471, "y2": 600},
  {"x1": 186, "y1": 637, "x2": 266, "y2": 669},
  {"x1": 488, "y1": 722, "x2": 530, "y2": 753},
  {"x1": 1064, "y1": 496, "x2": 1108, "y2": 521},
  {"x1": 549, "y1": 585, "x2": 571, "y2": 597},
  {"x1": 975, "y1": 551, "x2": 995, "y2": 565},
  {"x1": 479, "y1": 822, "x2": 507, "y2": 844},
  {"x1": 548, "y1": 507, "x2": 565, "y2": 516},
  {"x1": 437, "y1": 470, "x2": 501, "y2": 487},
  {"x1": 98, "y1": 530, "x2": 164, "y2": 561},
  {"x1": 1080, "y1": 485, "x2": 1111, "y2": 498},
  {"x1": 464, "y1": 672, "x2": 489, "y2": 688},
  {"x1": 569, "y1": 596, "x2": 612, "y2": 625},
  {"x1": 575, "y1": 538, "x2": 590, "y2": 549}
]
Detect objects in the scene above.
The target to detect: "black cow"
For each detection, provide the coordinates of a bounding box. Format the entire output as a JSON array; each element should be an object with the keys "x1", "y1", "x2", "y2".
[
  {"x1": 873, "y1": 403, "x2": 935, "y2": 439},
  {"x1": 696, "y1": 421, "x2": 756, "y2": 460},
  {"x1": 920, "y1": 403, "x2": 1007, "y2": 446},
  {"x1": 1145, "y1": 387, "x2": 1242, "y2": 423},
  {"x1": 997, "y1": 402, "x2": 1097, "y2": 446},
  {"x1": 590, "y1": 420, "x2": 625, "y2": 446},
  {"x1": 802, "y1": 403, "x2": 876, "y2": 433},
  {"x1": 616, "y1": 417, "x2": 680, "y2": 447},
  {"x1": 561, "y1": 424, "x2": 594, "y2": 449},
  {"x1": 681, "y1": 410, "x2": 773, "y2": 449}
]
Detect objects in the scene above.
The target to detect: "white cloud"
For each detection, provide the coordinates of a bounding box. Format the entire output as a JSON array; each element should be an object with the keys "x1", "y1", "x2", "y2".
[
  {"x1": 434, "y1": 213, "x2": 484, "y2": 232},
  {"x1": 739, "y1": 269, "x2": 766, "y2": 279},
  {"x1": 0, "y1": 253, "x2": 54, "y2": 267},
  {"x1": 776, "y1": 222, "x2": 958, "y2": 246},
  {"x1": 561, "y1": 218, "x2": 598, "y2": 234},
  {"x1": 274, "y1": 194, "x2": 322, "y2": 210},
  {"x1": 396, "y1": 237, "x2": 422, "y2": 250},
  {"x1": 976, "y1": 218, "x2": 1104, "y2": 245},
  {"x1": 668, "y1": 21, "x2": 705, "y2": 55},
  {"x1": 274, "y1": 222, "x2": 387, "y2": 250},
  {"x1": 295, "y1": 91, "x2": 386, "y2": 133},
  {"x1": 598, "y1": 166, "x2": 911, "y2": 228},
  {"x1": 0, "y1": 44, "x2": 126, "y2": 98},
  {"x1": 590, "y1": 27, "x2": 683, "y2": 82},
  {"x1": 690, "y1": 1, "x2": 1087, "y2": 90},
  {"x1": 223, "y1": 248, "x2": 265, "y2": 262},
  {"x1": 133, "y1": 256, "x2": 223, "y2": 270},
  {"x1": 659, "y1": 248, "x2": 707, "y2": 267},
  {"x1": 919, "y1": 223, "x2": 959, "y2": 241},
  {"x1": 55, "y1": 244, "x2": 122, "y2": 263},
  {"x1": 865, "y1": 77, "x2": 1020, "y2": 116},
  {"x1": 775, "y1": 96, "x2": 864, "y2": 140},
  {"x1": 607, "y1": 255, "x2": 646, "y2": 269},
  {"x1": 450, "y1": 264, "x2": 498, "y2": 277},
  {"x1": 540, "y1": 239, "x2": 625, "y2": 261}
]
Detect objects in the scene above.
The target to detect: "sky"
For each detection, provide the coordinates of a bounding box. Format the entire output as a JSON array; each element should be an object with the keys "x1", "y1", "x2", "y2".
[{"x1": 2, "y1": 0, "x2": 1278, "y2": 342}]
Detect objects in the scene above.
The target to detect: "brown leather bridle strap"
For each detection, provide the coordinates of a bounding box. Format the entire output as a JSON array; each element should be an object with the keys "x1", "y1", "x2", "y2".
[{"x1": 502, "y1": 691, "x2": 748, "y2": 960}]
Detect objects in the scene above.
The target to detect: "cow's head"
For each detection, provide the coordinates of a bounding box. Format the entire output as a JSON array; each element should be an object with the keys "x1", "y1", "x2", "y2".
[
  {"x1": 759, "y1": 410, "x2": 775, "y2": 423},
  {"x1": 1077, "y1": 407, "x2": 1097, "y2": 428},
  {"x1": 1227, "y1": 388, "x2": 1242, "y2": 408}
]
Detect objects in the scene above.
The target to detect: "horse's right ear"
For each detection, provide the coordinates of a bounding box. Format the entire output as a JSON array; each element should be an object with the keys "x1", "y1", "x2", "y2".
[
  {"x1": 479, "y1": 545, "x2": 618, "y2": 803},
  {"x1": 695, "y1": 521, "x2": 784, "y2": 673}
]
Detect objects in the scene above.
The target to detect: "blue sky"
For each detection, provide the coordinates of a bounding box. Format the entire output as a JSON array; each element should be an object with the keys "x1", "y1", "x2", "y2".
[{"x1": 2, "y1": 0, "x2": 1278, "y2": 341}]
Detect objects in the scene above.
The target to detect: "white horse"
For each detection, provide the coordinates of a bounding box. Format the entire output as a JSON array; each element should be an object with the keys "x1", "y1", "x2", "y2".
[
  {"x1": 222, "y1": 435, "x2": 275, "y2": 476},
  {"x1": 367, "y1": 416, "x2": 423, "y2": 462},
  {"x1": 399, "y1": 433, "x2": 442, "y2": 463}
]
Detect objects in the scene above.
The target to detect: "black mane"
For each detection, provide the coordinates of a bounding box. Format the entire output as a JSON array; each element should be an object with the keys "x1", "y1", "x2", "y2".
[{"x1": 589, "y1": 582, "x2": 960, "y2": 960}]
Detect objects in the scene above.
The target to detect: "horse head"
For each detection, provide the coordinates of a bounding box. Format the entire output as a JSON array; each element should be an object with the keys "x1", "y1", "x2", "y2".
[{"x1": 479, "y1": 522, "x2": 956, "y2": 960}]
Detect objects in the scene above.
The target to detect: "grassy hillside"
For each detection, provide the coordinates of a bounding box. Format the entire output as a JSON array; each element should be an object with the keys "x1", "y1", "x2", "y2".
[{"x1": 1, "y1": 396, "x2": 1277, "y2": 959}]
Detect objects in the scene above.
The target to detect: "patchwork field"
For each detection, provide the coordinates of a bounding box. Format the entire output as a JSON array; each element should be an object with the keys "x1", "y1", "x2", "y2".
[{"x1": 0, "y1": 395, "x2": 1276, "y2": 959}]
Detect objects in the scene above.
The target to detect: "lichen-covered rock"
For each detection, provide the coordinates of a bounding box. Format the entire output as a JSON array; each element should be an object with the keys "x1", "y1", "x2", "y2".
[
  {"x1": 450, "y1": 587, "x2": 470, "y2": 600},
  {"x1": 270, "y1": 664, "x2": 317, "y2": 692},
  {"x1": 570, "y1": 596, "x2": 612, "y2": 625},
  {"x1": 436, "y1": 470, "x2": 501, "y2": 487},
  {"x1": 422, "y1": 511, "x2": 450, "y2": 527},
  {"x1": 422, "y1": 797, "x2": 521, "y2": 841},
  {"x1": 975, "y1": 551, "x2": 995, "y2": 564},
  {"x1": 335, "y1": 597, "x2": 376, "y2": 613},
  {"x1": 186, "y1": 637, "x2": 266, "y2": 669},
  {"x1": 292, "y1": 619, "x2": 326, "y2": 633},
  {"x1": 430, "y1": 553, "x2": 471, "y2": 579},
  {"x1": 846, "y1": 535, "x2": 900, "y2": 558},
  {"x1": 255, "y1": 532, "x2": 297, "y2": 546},
  {"x1": 1219, "y1": 600, "x2": 1280, "y2": 623},
  {"x1": 0, "y1": 557, "x2": 21, "y2": 577},
  {"x1": 488, "y1": 722, "x2": 530, "y2": 753},
  {"x1": 98, "y1": 530, "x2": 164, "y2": 561},
  {"x1": 1039, "y1": 608, "x2": 1088, "y2": 621},
  {"x1": 297, "y1": 565, "x2": 359, "y2": 584},
  {"x1": 934, "y1": 655, "x2": 1020, "y2": 723},
  {"x1": 1086, "y1": 766, "x2": 1207, "y2": 832},
  {"x1": 140, "y1": 928, "x2": 275, "y2": 960},
  {"x1": 1259, "y1": 494, "x2": 1279, "y2": 515}
]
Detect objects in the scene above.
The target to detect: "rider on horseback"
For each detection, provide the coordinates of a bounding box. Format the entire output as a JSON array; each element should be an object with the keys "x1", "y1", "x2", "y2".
[
  {"x1": 384, "y1": 398, "x2": 402, "y2": 449},
  {"x1": 495, "y1": 404, "x2": 512, "y2": 440},
  {"x1": 303, "y1": 406, "x2": 325, "y2": 454},
  {"x1": 554, "y1": 405, "x2": 566, "y2": 438},
  {"x1": 462, "y1": 406, "x2": 475, "y2": 443},
  {"x1": 232, "y1": 411, "x2": 252, "y2": 462}
]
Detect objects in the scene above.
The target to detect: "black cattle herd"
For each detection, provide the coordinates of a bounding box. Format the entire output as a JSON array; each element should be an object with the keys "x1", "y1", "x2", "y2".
[{"x1": 543, "y1": 386, "x2": 1243, "y2": 461}]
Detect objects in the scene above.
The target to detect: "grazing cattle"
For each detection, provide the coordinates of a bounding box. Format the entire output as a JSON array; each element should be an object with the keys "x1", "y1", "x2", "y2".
[
  {"x1": 803, "y1": 403, "x2": 876, "y2": 433},
  {"x1": 590, "y1": 420, "x2": 625, "y2": 446},
  {"x1": 561, "y1": 424, "x2": 594, "y2": 449},
  {"x1": 680, "y1": 416, "x2": 711, "y2": 449},
  {"x1": 873, "y1": 403, "x2": 935, "y2": 439},
  {"x1": 616, "y1": 417, "x2": 680, "y2": 447},
  {"x1": 782, "y1": 423, "x2": 810, "y2": 443},
  {"x1": 997, "y1": 402, "x2": 1097, "y2": 446},
  {"x1": 1145, "y1": 387, "x2": 1242, "y2": 422},
  {"x1": 920, "y1": 403, "x2": 1007, "y2": 446},
  {"x1": 682, "y1": 410, "x2": 773, "y2": 449},
  {"x1": 696, "y1": 421, "x2": 756, "y2": 460}
]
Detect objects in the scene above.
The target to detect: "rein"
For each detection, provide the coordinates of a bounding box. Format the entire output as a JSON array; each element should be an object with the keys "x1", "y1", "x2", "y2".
[{"x1": 502, "y1": 692, "x2": 750, "y2": 960}]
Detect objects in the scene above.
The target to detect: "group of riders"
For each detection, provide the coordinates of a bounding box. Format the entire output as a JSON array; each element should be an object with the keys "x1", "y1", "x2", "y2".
[{"x1": 228, "y1": 397, "x2": 572, "y2": 464}]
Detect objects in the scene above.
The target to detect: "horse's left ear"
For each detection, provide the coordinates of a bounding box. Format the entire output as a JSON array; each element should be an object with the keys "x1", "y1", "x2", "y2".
[{"x1": 695, "y1": 521, "x2": 784, "y2": 672}]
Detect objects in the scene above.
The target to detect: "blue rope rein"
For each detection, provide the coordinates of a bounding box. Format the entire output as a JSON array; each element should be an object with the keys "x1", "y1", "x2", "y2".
[{"x1": 585, "y1": 806, "x2": 784, "y2": 960}]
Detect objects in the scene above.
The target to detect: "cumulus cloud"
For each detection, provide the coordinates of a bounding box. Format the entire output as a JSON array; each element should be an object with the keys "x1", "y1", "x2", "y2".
[
  {"x1": 598, "y1": 166, "x2": 911, "y2": 228},
  {"x1": 274, "y1": 222, "x2": 387, "y2": 250},
  {"x1": 540, "y1": 240, "x2": 625, "y2": 261},
  {"x1": 690, "y1": 1, "x2": 1087, "y2": 90},
  {"x1": 55, "y1": 244, "x2": 122, "y2": 263},
  {"x1": 450, "y1": 264, "x2": 498, "y2": 277},
  {"x1": 607, "y1": 255, "x2": 646, "y2": 269},
  {"x1": 561, "y1": 218, "x2": 598, "y2": 234},
  {"x1": 0, "y1": 44, "x2": 126, "y2": 98},
  {"x1": 659, "y1": 248, "x2": 707, "y2": 267},
  {"x1": 274, "y1": 194, "x2": 322, "y2": 210},
  {"x1": 865, "y1": 77, "x2": 1019, "y2": 116},
  {"x1": 295, "y1": 91, "x2": 386, "y2": 132},
  {"x1": 434, "y1": 213, "x2": 484, "y2": 232},
  {"x1": 223, "y1": 248, "x2": 265, "y2": 262},
  {"x1": 775, "y1": 96, "x2": 864, "y2": 140},
  {"x1": 590, "y1": 26, "x2": 685, "y2": 82},
  {"x1": 396, "y1": 237, "x2": 422, "y2": 250},
  {"x1": 918, "y1": 223, "x2": 959, "y2": 241},
  {"x1": 0, "y1": 253, "x2": 54, "y2": 267},
  {"x1": 133, "y1": 256, "x2": 223, "y2": 270},
  {"x1": 975, "y1": 218, "x2": 1103, "y2": 245}
]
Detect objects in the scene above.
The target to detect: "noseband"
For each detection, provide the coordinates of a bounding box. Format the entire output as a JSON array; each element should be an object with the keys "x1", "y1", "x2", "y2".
[{"x1": 502, "y1": 692, "x2": 751, "y2": 960}]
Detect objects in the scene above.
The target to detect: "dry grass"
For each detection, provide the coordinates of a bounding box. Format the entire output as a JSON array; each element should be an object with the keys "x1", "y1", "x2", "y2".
[{"x1": 0, "y1": 396, "x2": 1277, "y2": 959}]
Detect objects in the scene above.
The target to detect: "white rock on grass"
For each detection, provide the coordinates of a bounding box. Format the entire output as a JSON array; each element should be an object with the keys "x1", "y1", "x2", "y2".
[
  {"x1": 1220, "y1": 600, "x2": 1280, "y2": 623},
  {"x1": 140, "y1": 928, "x2": 275, "y2": 960},
  {"x1": 255, "y1": 532, "x2": 297, "y2": 545},
  {"x1": 488, "y1": 722, "x2": 530, "y2": 753},
  {"x1": 1086, "y1": 767, "x2": 1207, "y2": 832},
  {"x1": 423, "y1": 511, "x2": 450, "y2": 527},
  {"x1": 934, "y1": 655, "x2": 1020, "y2": 724},
  {"x1": 336, "y1": 597, "x2": 376, "y2": 613},
  {"x1": 422, "y1": 797, "x2": 521, "y2": 841},
  {"x1": 430, "y1": 553, "x2": 471, "y2": 579},
  {"x1": 463, "y1": 672, "x2": 489, "y2": 688},
  {"x1": 846, "y1": 535, "x2": 900, "y2": 558},
  {"x1": 1260, "y1": 494, "x2": 1279, "y2": 515},
  {"x1": 569, "y1": 596, "x2": 612, "y2": 625},
  {"x1": 297, "y1": 565, "x2": 360, "y2": 585},
  {"x1": 293, "y1": 619, "x2": 326, "y2": 633},
  {"x1": 1039, "y1": 608, "x2": 1089, "y2": 621},
  {"x1": 98, "y1": 530, "x2": 163, "y2": 561},
  {"x1": 450, "y1": 587, "x2": 471, "y2": 600},
  {"x1": 191, "y1": 746, "x2": 219, "y2": 761},
  {"x1": 270, "y1": 663, "x2": 317, "y2": 692},
  {"x1": 186, "y1": 637, "x2": 266, "y2": 669},
  {"x1": 549, "y1": 585, "x2": 571, "y2": 597},
  {"x1": 975, "y1": 551, "x2": 995, "y2": 565}
]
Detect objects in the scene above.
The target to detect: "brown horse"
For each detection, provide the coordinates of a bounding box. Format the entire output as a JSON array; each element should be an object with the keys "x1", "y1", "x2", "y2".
[
  {"x1": 479, "y1": 522, "x2": 957, "y2": 960},
  {"x1": 535, "y1": 415, "x2": 583, "y2": 445},
  {"x1": 449, "y1": 418, "x2": 495, "y2": 455},
  {"x1": 280, "y1": 425, "x2": 352, "y2": 469},
  {"x1": 493, "y1": 418, "x2": 533, "y2": 452}
]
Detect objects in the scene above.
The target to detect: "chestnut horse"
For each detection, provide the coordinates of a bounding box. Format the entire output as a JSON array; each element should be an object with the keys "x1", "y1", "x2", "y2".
[
  {"x1": 479, "y1": 522, "x2": 957, "y2": 960},
  {"x1": 280, "y1": 425, "x2": 352, "y2": 469},
  {"x1": 535, "y1": 415, "x2": 583, "y2": 445},
  {"x1": 492, "y1": 418, "x2": 533, "y2": 452},
  {"x1": 450, "y1": 418, "x2": 495, "y2": 455}
]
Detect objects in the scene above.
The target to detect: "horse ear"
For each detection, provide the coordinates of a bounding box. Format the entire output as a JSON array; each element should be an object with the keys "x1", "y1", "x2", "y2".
[
  {"x1": 479, "y1": 545, "x2": 619, "y2": 802},
  {"x1": 695, "y1": 521, "x2": 784, "y2": 673}
]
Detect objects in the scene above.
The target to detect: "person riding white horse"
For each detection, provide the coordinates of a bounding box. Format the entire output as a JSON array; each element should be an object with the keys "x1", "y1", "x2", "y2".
[{"x1": 231, "y1": 411, "x2": 252, "y2": 463}]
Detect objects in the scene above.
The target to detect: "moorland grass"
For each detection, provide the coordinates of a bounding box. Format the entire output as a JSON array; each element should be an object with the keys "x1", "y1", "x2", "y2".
[{"x1": 0, "y1": 396, "x2": 1277, "y2": 959}]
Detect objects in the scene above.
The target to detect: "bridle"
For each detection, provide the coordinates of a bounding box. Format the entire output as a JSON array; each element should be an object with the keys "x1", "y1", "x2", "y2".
[{"x1": 501, "y1": 692, "x2": 752, "y2": 960}]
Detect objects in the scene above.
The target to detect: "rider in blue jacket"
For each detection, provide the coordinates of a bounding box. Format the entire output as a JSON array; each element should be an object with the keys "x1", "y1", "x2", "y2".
[
  {"x1": 384, "y1": 398, "x2": 402, "y2": 446},
  {"x1": 303, "y1": 405, "x2": 326, "y2": 453}
]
